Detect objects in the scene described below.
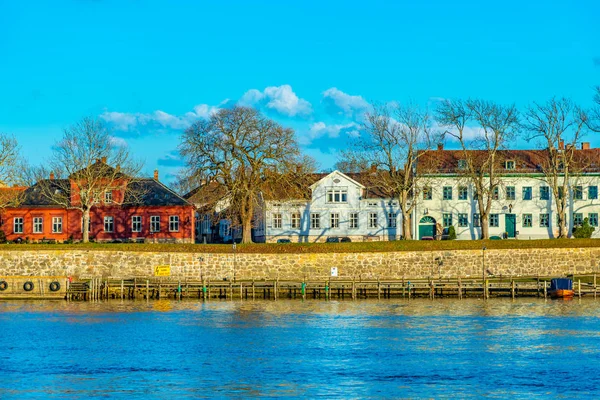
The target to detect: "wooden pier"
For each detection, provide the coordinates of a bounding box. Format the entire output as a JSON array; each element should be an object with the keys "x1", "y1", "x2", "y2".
[{"x1": 58, "y1": 274, "x2": 600, "y2": 301}]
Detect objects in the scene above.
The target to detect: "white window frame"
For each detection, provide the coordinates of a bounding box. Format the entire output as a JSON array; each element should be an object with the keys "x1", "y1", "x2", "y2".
[
  {"x1": 33, "y1": 217, "x2": 43, "y2": 234},
  {"x1": 368, "y1": 212, "x2": 378, "y2": 229},
  {"x1": 326, "y1": 187, "x2": 348, "y2": 203},
  {"x1": 169, "y1": 215, "x2": 180, "y2": 232},
  {"x1": 310, "y1": 213, "x2": 320, "y2": 229},
  {"x1": 104, "y1": 191, "x2": 113, "y2": 204},
  {"x1": 132, "y1": 216, "x2": 142, "y2": 233},
  {"x1": 272, "y1": 213, "x2": 282, "y2": 229},
  {"x1": 291, "y1": 212, "x2": 300, "y2": 229},
  {"x1": 150, "y1": 216, "x2": 161, "y2": 232},
  {"x1": 52, "y1": 217, "x2": 63, "y2": 234},
  {"x1": 349, "y1": 212, "x2": 359, "y2": 229},
  {"x1": 104, "y1": 216, "x2": 114, "y2": 233},
  {"x1": 330, "y1": 213, "x2": 339, "y2": 229},
  {"x1": 14, "y1": 217, "x2": 23, "y2": 234},
  {"x1": 387, "y1": 213, "x2": 397, "y2": 228}
]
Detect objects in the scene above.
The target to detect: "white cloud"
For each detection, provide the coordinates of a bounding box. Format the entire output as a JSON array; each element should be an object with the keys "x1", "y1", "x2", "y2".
[
  {"x1": 238, "y1": 85, "x2": 312, "y2": 117},
  {"x1": 299, "y1": 121, "x2": 360, "y2": 145},
  {"x1": 100, "y1": 103, "x2": 222, "y2": 132},
  {"x1": 109, "y1": 136, "x2": 128, "y2": 147},
  {"x1": 322, "y1": 87, "x2": 370, "y2": 117}
]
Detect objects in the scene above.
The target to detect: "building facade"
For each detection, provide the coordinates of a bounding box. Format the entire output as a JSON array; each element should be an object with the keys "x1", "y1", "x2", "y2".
[
  {"x1": 1, "y1": 164, "x2": 195, "y2": 243},
  {"x1": 414, "y1": 144, "x2": 600, "y2": 240}
]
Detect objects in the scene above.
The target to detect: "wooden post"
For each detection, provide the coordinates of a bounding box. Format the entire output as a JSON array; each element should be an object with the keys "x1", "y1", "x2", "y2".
[
  {"x1": 458, "y1": 277, "x2": 462, "y2": 300},
  {"x1": 594, "y1": 274, "x2": 597, "y2": 299},
  {"x1": 120, "y1": 280, "x2": 124, "y2": 300},
  {"x1": 351, "y1": 280, "x2": 356, "y2": 300},
  {"x1": 377, "y1": 279, "x2": 381, "y2": 300},
  {"x1": 578, "y1": 279, "x2": 582, "y2": 298},
  {"x1": 252, "y1": 280, "x2": 255, "y2": 300},
  {"x1": 543, "y1": 281, "x2": 547, "y2": 299},
  {"x1": 146, "y1": 280, "x2": 149, "y2": 301}
]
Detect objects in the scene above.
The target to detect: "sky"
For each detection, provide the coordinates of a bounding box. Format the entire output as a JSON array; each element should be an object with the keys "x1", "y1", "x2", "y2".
[{"x1": 1, "y1": 0, "x2": 599, "y2": 184}]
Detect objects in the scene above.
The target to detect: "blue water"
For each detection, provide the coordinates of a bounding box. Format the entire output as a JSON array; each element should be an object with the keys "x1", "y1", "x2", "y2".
[{"x1": 1, "y1": 299, "x2": 600, "y2": 399}]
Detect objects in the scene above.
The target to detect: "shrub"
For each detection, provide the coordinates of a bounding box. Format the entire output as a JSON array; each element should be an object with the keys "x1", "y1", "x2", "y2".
[
  {"x1": 573, "y1": 218, "x2": 595, "y2": 239},
  {"x1": 447, "y1": 226, "x2": 457, "y2": 240},
  {"x1": 0, "y1": 230, "x2": 6, "y2": 244}
]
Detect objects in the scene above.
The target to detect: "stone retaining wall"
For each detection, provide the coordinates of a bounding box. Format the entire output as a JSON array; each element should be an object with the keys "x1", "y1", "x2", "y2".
[{"x1": 0, "y1": 247, "x2": 598, "y2": 280}]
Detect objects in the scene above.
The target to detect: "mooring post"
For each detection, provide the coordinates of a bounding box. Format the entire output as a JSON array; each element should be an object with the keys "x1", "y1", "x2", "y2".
[
  {"x1": 543, "y1": 281, "x2": 547, "y2": 299},
  {"x1": 377, "y1": 278, "x2": 381, "y2": 300},
  {"x1": 120, "y1": 280, "x2": 124, "y2": 300},
  {"x1": 325, "y1": 280, "x2": 330, "y2": 300},
  {"x1": 301, "y1": 281, "x2": 306, "y2": 301},
  {"x1": 458, "y1": 277, "x2": 462, "y2": 299},
  {"x1": 578, "y1": 279, "x2": 582, "y2": 298},
  {"x1": 146, "y1": 280, "x2": 149, "y2": 301},
  {"x1": 595, "y1": 274, "x2": 597, "y2": 299},
  {"x1": 511, "y1": 279, "x2": 515, "y2": 300}
]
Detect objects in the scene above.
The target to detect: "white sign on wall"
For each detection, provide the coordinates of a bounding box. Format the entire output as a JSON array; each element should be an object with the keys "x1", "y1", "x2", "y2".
[{"x1": 330, "y1": 267, "x2": 338, "y2": 277}]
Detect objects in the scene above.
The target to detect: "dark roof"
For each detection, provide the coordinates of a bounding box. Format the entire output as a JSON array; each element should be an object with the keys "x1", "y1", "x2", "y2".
[
  {"x1": 124, "y1": 179, "x2": 191, "y2": 207},
  {"x1": 417, "y1": 148, "x2": 600, "y2": 174},
  {"x1": 20, "y1": 179, "x2": 71, "y2": 207},
  {"x1": 69, "y1": 161, "x2": 128, "y2": 180}
]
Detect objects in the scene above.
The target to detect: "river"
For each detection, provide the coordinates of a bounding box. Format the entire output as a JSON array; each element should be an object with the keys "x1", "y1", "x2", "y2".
[{"x1": 1, "y1": 298, "x2": 599, "y2": 398}]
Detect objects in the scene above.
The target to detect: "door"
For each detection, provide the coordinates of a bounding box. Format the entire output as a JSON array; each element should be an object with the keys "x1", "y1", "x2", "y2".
[
  {"x1": 418, "y1": 216, "x2": 436, "y2": 239},
  {"x1": 505, "y1": 214, "x2": 516, "y2": 238}
]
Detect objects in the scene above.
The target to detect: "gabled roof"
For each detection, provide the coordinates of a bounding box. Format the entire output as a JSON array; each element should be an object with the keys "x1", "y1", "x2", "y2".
[
  {"x1": 69, "y1": 160, "x2": 128, "y2": 180},
  {"x1": 417, "y1": 148, "x2": 600, "y2": 174},
  {"x1": 309, "y1": 170, "x2": 365, "y2": 190},
  {"x1": 20, "y1": 179, "x2": 71, "y2": 208},
  {"x1": 124, "y1": 179, "x2": 191, "y2": 207}
]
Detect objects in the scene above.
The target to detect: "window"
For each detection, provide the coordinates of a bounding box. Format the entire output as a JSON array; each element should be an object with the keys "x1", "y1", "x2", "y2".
[
  {"x1": 589, "y1": 213, "x2": 598, "y2": 227},
  {"x1": 442, "y1": 186, "x2": 452, "y2": 200},
  {"x1": 492, "y1": 187, "x2": 499, "y2": 200},
  {"x1": 14, "y1": 217, "x2": 23, "y2": 234},
  {"x1": 540, "y1": 186, "x2": 550, "y2": 200},
  {"x1": 458, "y1": 186, "x2": 468, "y2": 200},
  {"x1": 326, "y1": 188, "x2": 348, "y2": 203},
  {"x1": 506, "y1": 187, "x2": 515, "y2": 200},
  {"x1": 458, "y1": 213, "x2": 468, "y2": 227},
  {"x1": 105, "y1": 191, "x2": 113, "y2": 204},
  {"x1": 489, "y1": 214, "x2": 499, "y2": 227},
  {"x1": 458, "y1": 159, "x2": 467, "y2": 170},
  {"x1": 52, "y1": 217, "x2": 62, "y2": 233},
  {"x1": 132, "y1": 216, "x2": 142, "y2": 233},
  {"x1": 423, "y1": 187, "x2": 432, "y2": 200},
  {"x1": 272, "y1": 213, "x2": 282, "y2": 229},
  {"x1": 504, "y1": 160, "x2": 515, "y2": 170},
  {"x1": 33, "y1": 217, "x2": 43, "y2": 234},
  {"x1": 150, "y1": 216, "x2": 160, "y2": 232},
  {"x1": 310, "y1": 213, "x2": 320, "y2": 229},
  {"x1": 367, "y1": 201, "x2": 378, "y2": 207},
  {"x1": 368, "y1": 212, "x2": 378, "y2": 228},
  {"x1": 291, "y1": 213, "x2": 300, "y2": 229},
  {"x1": 473, "y1": 214, "x2": 481, "y2": 227},
  {"x1": 104, "y1": 216, "x2": 114, "y2": 232},
  {"x1": 93, "y1": 191, "x2": 101, "y2": 204},
  {"x1": 330, "y1": 213, "x2": 339, "y2": 229},
  {"x1": 539, "y1": 213, "x2": 549, "y2": 228},
  {"x1": 522, "y1": 214, "x2": 532, "y2": 228},
  {"x1": 442, "y1": 213, "x2": 452, "y2": 227},
  {"x1": 349, "y1": 212, "x2": 359, "y2": 229},
  {"x1": 573, "y1": 186, "x2": 583, "y2": 200},
  {"x1": 387, "y1": 213, "x2": 396, "y2": 228},
  {"x1": 169, "y1": 216, "x2": 180, "y2": 232},
  {"x1": 589, "y1": 186, "x2": 598, "y2": 200},
  {"x1": 573, "y1": 213, "x2": 583, "y2": 226},
  {"x1": 522, "y1": 186, "x2": 532, "y2": 201}
]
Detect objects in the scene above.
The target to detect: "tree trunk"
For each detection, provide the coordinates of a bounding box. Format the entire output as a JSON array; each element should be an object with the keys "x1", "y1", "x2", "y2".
[
  {"x1": 240, "y1": 197, "x2": 254, "y2": 244},
  {"x1": 480, "y1": 214, "x2": 489, "y2": 240},
  {"x1": 557, "y1": 210, "x2": 568, "y2": 238},
  {"x1": 82, "y1": 207, "x2": 90, "y2": 243},
  {"x1": 402, "y1": 210, "x2": 412, "y2": 240}
]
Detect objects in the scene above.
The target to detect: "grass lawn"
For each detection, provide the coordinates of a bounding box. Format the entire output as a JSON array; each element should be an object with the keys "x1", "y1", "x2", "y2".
[{"x1": 1, "y1": 239, "x2": 600, "y2": 253}]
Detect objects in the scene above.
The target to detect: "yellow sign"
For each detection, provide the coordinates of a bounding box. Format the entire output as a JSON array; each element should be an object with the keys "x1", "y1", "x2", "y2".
[{"x1": 154, "y1": 265, "x2": 171, "y2": 277}]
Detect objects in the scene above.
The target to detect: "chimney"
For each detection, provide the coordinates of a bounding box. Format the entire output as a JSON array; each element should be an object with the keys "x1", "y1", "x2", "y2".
[
  {"x1": 154, "y1": 169, "x2": 159, "y2": 180},
  {"x1": 115, "y1": 164, "x2": 121, "y2": 172},
  {"x1": 559, "y1": 140, "x2": 564, "y2": 150},
  {"x1": 49, "y1": 172, "x2": 55, "y2": 180},
  {"x1": 437, "y1": 143, "x2": 444, "y2": 151},
  {"x1": 101, "y1": 156, "x2": 107, "y2": 163},
  {"x1": 370, "y1": 164, "x2": 377, "y2": 173},
  {"x1": 582, "y1": 142, "x2": 590, "y2": 150}
]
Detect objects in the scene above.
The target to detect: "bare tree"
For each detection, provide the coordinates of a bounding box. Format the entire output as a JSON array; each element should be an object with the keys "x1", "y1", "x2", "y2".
[
  {"x1": 34, "y1": 117, "x2": 143, "y2": 243},
  {"x1": 342, "y1": 103, "x2": 437, "y2": 240},
  {"x1": 522, "y1": 98, "x2": 591, "y2": 238},
  {"x1": 0, "y1": 133, "x2": 26, "y2": 209},
  {"x1": 179, "y1": 106, "x2": 309, "y2": 243},
  {"x1": 437, "y1": 99, "x2": 520, "y2": 239}
]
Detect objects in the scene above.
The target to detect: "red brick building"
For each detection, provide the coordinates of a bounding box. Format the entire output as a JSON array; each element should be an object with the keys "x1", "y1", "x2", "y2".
[{"x1": 0, "y1": 165, "x2": 195, "y2": 243}]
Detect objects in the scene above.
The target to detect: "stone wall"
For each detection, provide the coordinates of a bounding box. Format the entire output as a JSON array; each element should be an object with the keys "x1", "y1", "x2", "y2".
[{"x1": 0, "y1": 247, "x2": 599, "y2": 280}]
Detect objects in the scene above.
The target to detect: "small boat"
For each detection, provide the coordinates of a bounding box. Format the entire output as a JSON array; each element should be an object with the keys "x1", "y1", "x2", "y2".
[{"x1": 549, "y1": 278, "x2": 574, "y2": 299}]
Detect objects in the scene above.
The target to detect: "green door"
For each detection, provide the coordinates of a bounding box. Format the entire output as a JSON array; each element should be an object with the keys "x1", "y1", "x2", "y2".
[
  {"x1": 505, "y1": 214, "x2": 516, "y2": 238},
  {"x1": 418, "y1": 216, "x2": 436, "y2": 239}
]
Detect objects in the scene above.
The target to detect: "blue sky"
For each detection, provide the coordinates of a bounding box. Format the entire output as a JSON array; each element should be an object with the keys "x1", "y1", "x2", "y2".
[{"x1": 1, "y1": 0, "x2": 599, "y2": 183}]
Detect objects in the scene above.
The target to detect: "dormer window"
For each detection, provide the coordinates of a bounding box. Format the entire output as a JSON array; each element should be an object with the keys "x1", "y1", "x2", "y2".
[
  {"x1": 458, "y1": 160, "x2": 467, "y2": 170},
  {"x1": 105, "y1": 191, "x2": 113, "y2": 204},
  {"x1": 326, "y1": 187, "x2": 348, "y2": 203},
  {"x1": 504, "y1": 160, "x2": 515, "y2": 170}
]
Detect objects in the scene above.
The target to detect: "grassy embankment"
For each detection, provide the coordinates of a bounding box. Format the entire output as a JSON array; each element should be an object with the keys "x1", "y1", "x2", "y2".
[{"x1": 1, "y1": 239, "x2": 600, "y2": 253}]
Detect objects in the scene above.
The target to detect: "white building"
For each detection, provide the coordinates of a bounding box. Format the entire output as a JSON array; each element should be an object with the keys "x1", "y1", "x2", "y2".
[
  {"x1": 263, "y1": 171, "x2": 402, "y2": 242},
  {"x1": 414, "y1": 144, "x2": 600, "y2": 239}
]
